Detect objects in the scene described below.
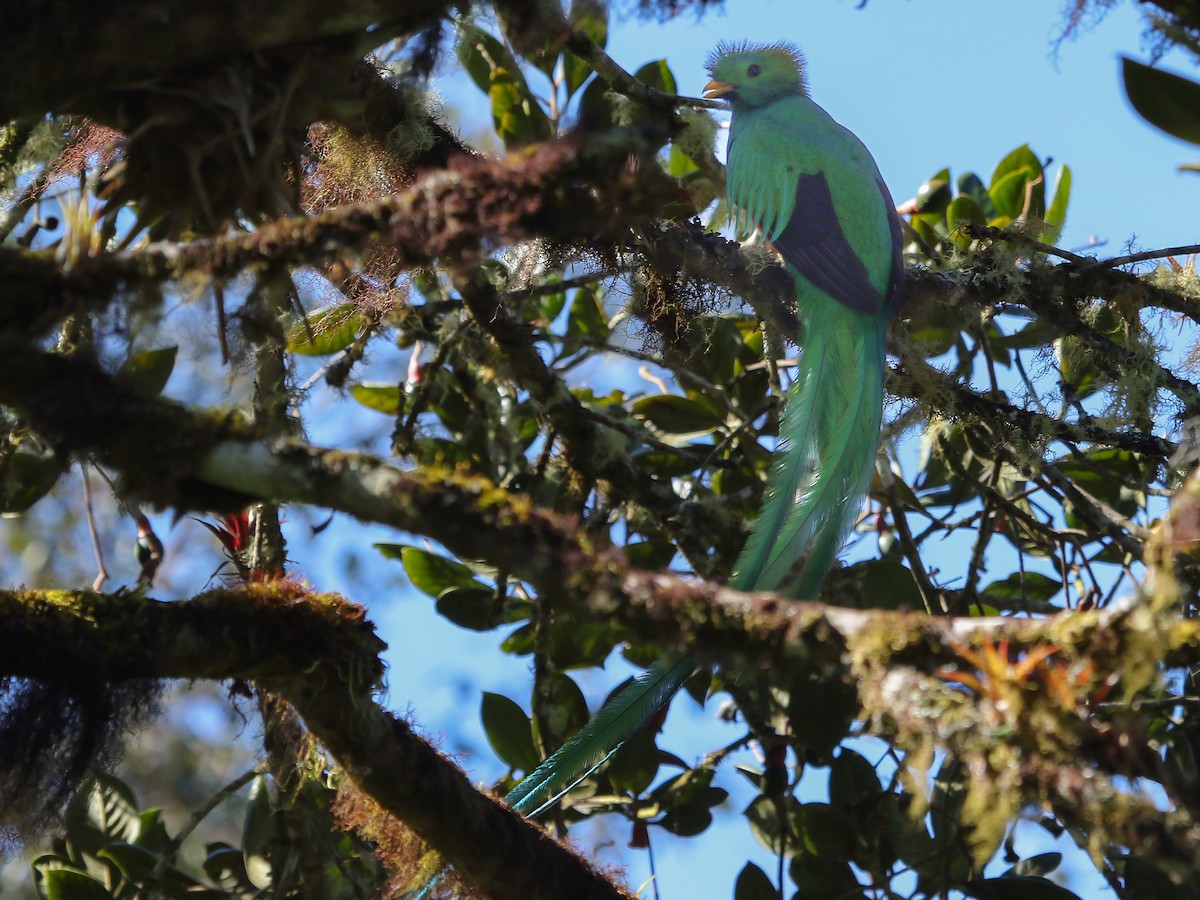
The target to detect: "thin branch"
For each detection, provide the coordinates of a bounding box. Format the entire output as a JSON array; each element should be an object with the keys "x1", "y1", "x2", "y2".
[
  {"x1": 1100, "y1": 244, "x2": 1200, "y2": 269},
  {"x1": 450, "y1": 265, "x2": 725, "y2": 568},
  {"x1": 80, "y1": 463, "x2": 108, "y2": 592},
  {"x1": 143, "y1": 765, "x2": 263, "y2": 892}
]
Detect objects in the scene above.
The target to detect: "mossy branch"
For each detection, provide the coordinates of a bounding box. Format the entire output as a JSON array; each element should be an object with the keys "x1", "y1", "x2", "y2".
[{"x1": 0, "y1": 584, "x2": 629, "y2": 900}]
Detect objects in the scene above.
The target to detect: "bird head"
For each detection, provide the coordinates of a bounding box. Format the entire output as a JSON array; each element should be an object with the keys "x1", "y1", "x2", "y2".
[{"x1": 703, "y1": 41, "x2": 807, "y2": 109}]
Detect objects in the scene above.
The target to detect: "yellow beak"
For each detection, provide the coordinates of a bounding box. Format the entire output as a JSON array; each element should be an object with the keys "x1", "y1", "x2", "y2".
[{"x1": 702, "y1": 80, "x2": 735, "y2": 100}]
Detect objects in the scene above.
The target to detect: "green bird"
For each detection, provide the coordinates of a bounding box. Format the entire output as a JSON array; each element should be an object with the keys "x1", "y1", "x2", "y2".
[
  {"x1": 414, "y1": 43, "x2": 903, "y2": 894},
  {"x1": 503, "y1": 40, "x2": 902, "y2": 824}
]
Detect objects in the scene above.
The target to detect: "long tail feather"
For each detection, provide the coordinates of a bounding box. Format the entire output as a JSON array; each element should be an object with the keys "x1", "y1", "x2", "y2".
[
  {"x1": 731, "y1": 295, "x2": 886, "y2": 598},
  {"x1": 504, "y1": 652, "x2": 696, "y2": 815},
  {"x1": 407, "y1": 654, "x2": 695, "y2": 899},
  {"x1": 415, "y1": 273, "x2": 886, "y2": 900}
]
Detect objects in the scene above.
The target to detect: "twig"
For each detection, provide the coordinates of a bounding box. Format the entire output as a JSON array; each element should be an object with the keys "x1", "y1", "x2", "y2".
[
  {"x1": 81, "y1": 462, "x2": 108, "y2": 592},
  {"x1": 1100, "y1": 244, "x2": 1200, "y2": 269},
  {"x1": 1035, "y1": 463, "x2": 1144, "y2": 561},
  {"x1": 879, "y1": 461, "x2": 941, "y2": 614},
  {"x1": 141, "y1": 765, "x2": 262, "y2": 894},
  {"x1": 560, "y1": 30, "x2": 724, "y2": 112}
]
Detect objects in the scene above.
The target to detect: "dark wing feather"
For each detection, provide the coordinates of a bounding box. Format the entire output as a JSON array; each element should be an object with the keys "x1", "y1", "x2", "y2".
[
  {"x1": 877, "y1": 176, "x2": 906, "y2": 316},
  {"x1": 771, "y1": 173, "x2": 885, "y2": 316}
]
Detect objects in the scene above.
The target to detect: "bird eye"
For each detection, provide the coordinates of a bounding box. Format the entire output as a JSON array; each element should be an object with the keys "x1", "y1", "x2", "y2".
[{"x1": 747, "y1": 64, "x2": 762, "y2": 77}]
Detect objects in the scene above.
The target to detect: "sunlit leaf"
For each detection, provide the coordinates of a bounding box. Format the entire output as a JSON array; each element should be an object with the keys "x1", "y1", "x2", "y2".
[
  {"x1": 40, "y1": 868, "x2": 112, "y2": 900},
  {"x1": 1043, "y1": 164, "x2": 1071, "y2": 237},
  {"x1": 286, "y1": 303, "x2": 360, "y2": 356},
  {"x1": 376, "y1": 544, "x2": 484, "y2": 596},
  {"x1": 117, "y1": 346, "x2": 177, "y2": 396},
  {"x1": 351, "y1": 382, "x2": 401, "y2": 415},
  {"x1": 916, "y1": 168, "x2": 952, "y2": 214}
]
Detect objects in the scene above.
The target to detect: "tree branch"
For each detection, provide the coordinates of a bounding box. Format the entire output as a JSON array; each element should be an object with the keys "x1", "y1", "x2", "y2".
[{"x1": 0, "y1": 584, "x2": 630, "y2": 900}]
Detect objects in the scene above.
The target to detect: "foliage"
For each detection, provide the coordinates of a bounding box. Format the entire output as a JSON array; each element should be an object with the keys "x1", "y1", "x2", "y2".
[
  {"x1": 3, "y1": 2, "x2": 1200, "y2": 900},
  {"x1": 30, "y1": 771, "x2": 381, "y2": 900}
]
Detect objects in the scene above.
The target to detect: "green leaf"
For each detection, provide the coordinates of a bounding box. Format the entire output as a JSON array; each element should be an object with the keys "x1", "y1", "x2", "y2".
[
  {"x1": 789, "y1": 843, "x2": 860, "y2": 898},
  {"x1": 957, "y1": 171, "x2": 996, "y2": 218},
  {"x1": 744, "y1": 794, "x2": 800, "y2": 855},
  {"x1": 916, "y1": 168, "x2": 952, "y2": 215},
  {"x1": 829, "y1": 748, "x2": 881, "y2": 808},
  {"x1": 929, "y1": 759, "x2": 974, "y2": 883},
  {"x1": 946, "y1": 194, "x2": 987, "y2": 229},
  {"x1": 97, "y1": 843, "x2": 202, "y2": 891},
  {"x1": 734, "y1": 862, "x2": 776, "y2": 900},
  {"x1": 489, "y1": 72, "x2": 553, "y2": 148},
  {"x1": 501, "y1": 621, "x2": 535, "y2": 655},
  {"x1": 992, "y1": 145, "x2": 1046, "y2": 220},
  {"x1": 632, "y1": 394, "x2": 722, "y2": 438},
  {"x1": 993, "y1": 317, "x2": 1058, "y2": 352},
  {"x1": 562, "y1": 285, "x2": 608, "y2": 353},
  {"x1": 378, "y1": 545, "x2": 484, "y2": 597},
  {"x1": 457, "y1": 22, "x2": 511, "y2": 94},
  {"x1": 667, "y1": 142, "x2": 699, "y2": 178},
  {"x1": 203, "y1": 842, "x2": 257, "y2": 894},
  {"x1": 351, "y1": 382, "x2": 401, "y2": 415},
  {"x1": 785, "y1": 671, "x2": 857, "y2": 763},
  {"x1": 532, "y1": 672, "x2": 589, "y2": 749},
  {"x1": 481, "y1": 692, "x2": 540, "y2": 772},
  {"x1": 946, "y1": 195, "x2": 986, "y2": 249},
  {"x1": 990, "y1": 145, "x2": 1043, "y2": 194},
  {"x1": 41, "y1": 869, "x2": 113, "y2": 900},
  {"x1": 606, "y1": 725, "x2": 660, "y2": 797},
  {"x1": 286, "y1": 303, "x2": 360, "y2": 356},
  {"x1": 1122, "y1": 57, "x2": 1200, "y2": 146},
  {"x1": 563, "y1": 0, "x2": 608, "y2": 98},
  {"x1": 117, "y1": 347, "x2": 177, "y2": 396},
  {"x1": 436, "y1": 586, "x2": 505, "y2": 631},
  {"x1": 133, "y1": 808, "x2": 172, "y2": 853},
  {"x1": 796, "y1": 802, "x2": 856, "y2": 858},
  {"x1": 982, "y1": 572, "x2": 1061, "y2": 608},
  {"x1": 625, "y1": 539, "x2": 677, "y2": 569},
  {"x1": 988, "y1": 168, "x2": 1032, "y2": 221},
  {"x1": 886, "y1": 797, "x2": 938, "y2": 867},
  {"x1": 1001, "y1": 852, "x2": 1062, "y2": 879},
  {"x1": 66, "y1": 774, "x2": 140, "y2": 851},
  {"x1": 241, "y1": 776, "x2": 273, "y2": 860},
  {"x1": 457, "y1": 22, "x2": 551, "y2": 148},
  {"x1": 1043, "y1": 164, "x2": 1071, "y2": 236},
  {"x1": 632, "y1": 59, "x2": 676, "y2": 95},
  {"x1": 961, "y1": 876, "x2": 1081, "y2": 900},
  {"x1": 1056, "y1": 448, "x2": 1144, "y2": 518},
  {"x1": 578, "y1": 72, "x2": 615, "y2": 129},
  {"x1": 652, "y1": 767, "x2": 727, "y2": 836},
  {"x1": 0, "y1": 450, "x2": 65, "y2": 515},
  {"x1": 860, "y1": 560, "x2": 924, "y2": 611}
]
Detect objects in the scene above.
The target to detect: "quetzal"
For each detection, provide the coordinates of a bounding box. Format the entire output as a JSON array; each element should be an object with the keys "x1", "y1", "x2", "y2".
[{"x1": 421, "y1": 42, "x2": 904, "y2": 893}]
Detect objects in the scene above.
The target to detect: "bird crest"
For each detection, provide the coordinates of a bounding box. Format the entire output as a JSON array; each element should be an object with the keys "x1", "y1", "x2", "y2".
[{"x1": 705, "y1": 40, "x2": 806, "y2": 81}]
